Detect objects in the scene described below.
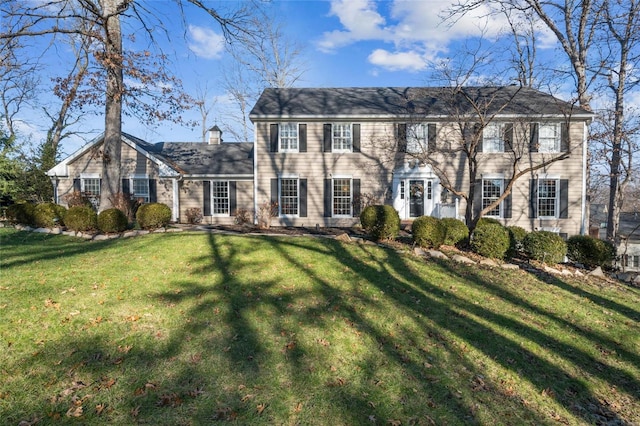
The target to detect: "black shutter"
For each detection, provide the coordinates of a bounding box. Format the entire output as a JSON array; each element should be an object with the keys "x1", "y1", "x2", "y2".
[
  {"x1": 473, "y1": 179, "x2": 483, "y2": 219},
  {"x1": 149, "y1": 179, "x2": 157, "y2": 203},
  {"x1": 352, "y1": 124, "x2": 361, "y2": 152},
  {"x1": 428, "y1": 123, "x2": 436, "y2": 151},
  {"x1": 504, "y1": 123, "x2": 513, "y2": 152},
  {"x1": 529, "y1": 123, "x2": 539, "y2": 152},
  {"x1": 529, "y1": 179, "x2": 538, "y2": 218},
  {"x1": 561, "y1": 123, "x2": 569, "y2": 152},
  {"x1": 323, "y1": 124, "x2": 332, "y2": 152},
  {"x1": 229, "y1": 181, "x2": 237, "y2": 216},
  {"x1": 352, "y1": 179, "x2": 361, "y2": 217},
  {"x1": 299, "y1": 124, "x2": 307, "y2": 153},
  {"x1": 271, "y1": 178, "x2": 279, "y2": 207},
  {"x1": 559, "y1": 179, "x2": 569, "y2": 218},
  {"x1": 203, "y1": 181, "x2": 211, "y2": 216},
  {"x1": 299, "y1": 179, "x2": 307, "y2": 217},
  {"x1": 270, "y1": 124, "x2": 279, "y2": 152},
  {"x1": 397, "y1": 123, "x2": 407, "y2": 152},
  {"x1": 73, "y1": 178, "x2": 81, "y2": 192},
  {"x1": 477, "y1": 125, "x2": 484, "y2": 153},
  {"x1": 324, "y1": 178, "x2": 332, "y2": 217},
  {"x1": 503, "y1": 179, "x2": 512, "y2": 218},
  {"x1": 122, "y1": 178, "x2": 130, "y2": 194}
]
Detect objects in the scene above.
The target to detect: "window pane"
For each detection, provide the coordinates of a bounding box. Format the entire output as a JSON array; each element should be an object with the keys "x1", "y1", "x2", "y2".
[
  {"x1": 538, "y1": 179, "x2": 557, "y2": 217},
  {"x1": 280, "y1": 178, "x2": 298, "y2": 215},
  {"x1": 482, "y1": 179, "x2": 502, "y2": 217},
  {"x1": 539, "y1": 124, "x2": 560, "y2": 152},
  {"x1": 212, "y1": 181, "x2": 229, "y2": 215},
  {"x1": 333, "y1": 178, "x2": 352, "y2": 216},
  {"x1": 280, "y1": 123, "x2": 298, "y2": 151},
  {"x1": 83, "y1": 178, "x2": 100, "y2": 196},
  {"x1": 132, "y1": 178, "x2": 149, "y2": 203},
  {"x1": 407, "y1": 124, "x2": 427, "y2": 153},
  {"x1": 483, "y1": 123, "x2": 504, "y2": 153},
  {"x1": 332, "y1": 124, "x2": 352, "y2": 151}
]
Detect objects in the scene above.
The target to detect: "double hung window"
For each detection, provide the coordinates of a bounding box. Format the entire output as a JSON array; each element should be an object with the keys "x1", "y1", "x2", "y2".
[
  {"x1": 280, "y1": 178, "x2": 299, "y2": 216},
  {"x1": 279, "y1": 123, "x2": 299, "y2": 152},
  {"x1": 333, "y1": 178, "x2": 352, "y2": 217},
  {"x1": 332, "y1": 123, "x2": 352, "y2": 152},
  {"x1": 482, "y1": 179, "x2": 503, "y2": 217}
]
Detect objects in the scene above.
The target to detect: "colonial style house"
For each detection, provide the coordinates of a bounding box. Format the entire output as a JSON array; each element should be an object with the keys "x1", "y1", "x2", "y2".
[
  {"x1": 49, "y1": 86, "x2": 593, "y2": 237},
  {"x1": 249, "y1": 86, "x2": 593, "y2": 236},
  {"x1": 47, "y1": 127, "x2": 254, "y2": 225}
]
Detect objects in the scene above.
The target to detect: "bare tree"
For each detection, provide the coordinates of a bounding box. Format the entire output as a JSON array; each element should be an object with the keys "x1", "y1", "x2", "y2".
[{"x1": 193, "y1": 82, "x2": 218, "y2": 143}]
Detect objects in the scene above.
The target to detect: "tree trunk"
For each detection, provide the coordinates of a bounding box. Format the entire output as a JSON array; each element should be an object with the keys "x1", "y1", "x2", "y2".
[{"x1": 99, "y1": 0, "x2": 125, "y2": 211}]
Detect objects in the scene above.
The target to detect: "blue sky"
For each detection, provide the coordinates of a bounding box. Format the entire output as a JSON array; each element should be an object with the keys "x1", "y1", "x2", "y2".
[{"x1": 18, "y1": 0, "x2": 563, "y2": 153}]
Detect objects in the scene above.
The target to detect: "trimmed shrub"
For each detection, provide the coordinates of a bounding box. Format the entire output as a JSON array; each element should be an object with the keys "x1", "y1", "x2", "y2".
[
  {"x1": 109, "y1": 192, "x2": 140, "y2": 223},
  {"x1": 65, "y1": 206, "x2": 98, "y2": 232},
  {"x1": 523, "y1": 231, "x2": 567, "y2": 265},
  {"x1": 470, "y1": 222, "x2": 510, "y2": 259},
  {"x1": 34, "y1": 203, "x2": 67, "y2": 228},
  {"x1": 567, "y1": 235, "x2": 616, "y2": 268},
  {"x1": 360, "y1": 205, "x2": 401, "y2": 241},
  {"x1": 477, "y1": 217, "x2": 502, "y2": 227},
  {"x1": 98, "y1": 208, "x2": 128, "y2": 233},
  {"x1": 441, "y1": 218, "x2": 469, "y2": 246},
  {"x1": 5, "y1": 202, "x2": 36, "y2": 225},
  {"x1": 507, "y1": 226, "x2": 528, "y2": 257},
  {"x1": 412, "y1": 216, "x2": 445, "y2": 249},
  {"x1": 136, "y1": 203, "x2": 172, "y2": 230}
]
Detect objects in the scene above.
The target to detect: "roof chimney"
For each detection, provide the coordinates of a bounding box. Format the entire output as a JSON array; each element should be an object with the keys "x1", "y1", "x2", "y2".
[{"x1": 208, "y1": 125, "x2": 222, "y2": 145}]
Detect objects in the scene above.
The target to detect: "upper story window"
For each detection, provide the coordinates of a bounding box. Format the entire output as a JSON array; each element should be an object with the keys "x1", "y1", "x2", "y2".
[
  {"x1": 483, "y1": 123, "x2": 504, "y2": 153},
  {"x1": 332, "y1": 123, "x2": 352, "y2": 152},
  {"x1": 279, "y1": 122, "x2": 299, "y2": 152},
  {"x1": 407, "y1": 124, "x2": 428, "y2": 153},
  {"x1": 538, "y1": 123, "x2": 561, "y2": 153}
]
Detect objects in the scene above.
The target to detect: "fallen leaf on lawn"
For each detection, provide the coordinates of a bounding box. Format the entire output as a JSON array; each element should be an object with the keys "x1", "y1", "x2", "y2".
[
  {"x1": 256, "y1": 403, "x2": 267, "y2": 415},
  {"x1": 326, "y1": 377, "x2": 346, "y2": 387},
  {"x1": 294, "y1": 402, "x2": 302, "y2": 413},
  {"x1": 45, "y1": 299, "x2": 60, "y2": 309},
  {"x1": 387, "y1": 420, "x2": 401, "y2": 426},
  {"x1": 95, "y1": 404, "x2": 106, "y2": 415},
  {"x1": 316, "y1": 338, "x2": 330, "y2": 346},
  {"x1": 126, "y1": 315, "x2": 140, "y2": 322},
  {"x1": 130, "y1": 406, "x2": 140, "y2": 418},
  {"x1": 241, "y1": 394, "x2": 255, "y2": 402},
  {"x1": 190, "y1": 353, "x2": 202, "y2": 363},
  {"x1": 101, "y1": 377, "x2": 116, "y2": 389},
  {"x1": 368, "y1": 415, "x2": 376, "y2": 423},
  {"x1": 66, "y1": 405, "x2": 83, "y2": 417},
  {"x1": 187, "y1": 387, "x2": 204, "y2": 398},
  {"x1": 157, "y1": 392, "x2": 182, "y2": 407},
  {"x1": 117, "y1": 345, "x2": 133, "y2": 353}
]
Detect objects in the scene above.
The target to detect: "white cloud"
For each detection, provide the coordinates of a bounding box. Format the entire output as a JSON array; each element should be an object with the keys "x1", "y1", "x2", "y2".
[
  {"x1": 368, "y1": 49, "x2": 426, "y2": 72},
  {"x1": 188, "y1": 25, "x2": 225, "y2": 59}
]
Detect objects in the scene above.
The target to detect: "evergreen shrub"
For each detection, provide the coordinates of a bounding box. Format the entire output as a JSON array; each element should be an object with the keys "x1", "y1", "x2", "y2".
[
  {"x1": 523, "y1": 231, "x2": 567, "y2": 265},
  {"x1": 470, "y1": 222, "x2": 510, "y2": 259},
  {"x1": 566, "y1": 235, "x2": 615, "y2": 268},
  {"x1": 98, "y1": 208, "x2": 128, "y2": 233},
  {"x1": 65, "y1": 206, "x2": 98, "y2": 232},
  {"x1": 136, "y1": 203, "x2": 172, "y2": 230},
  {"x1": 412, "y1": 216, "x2": 445, "y2": 249},
  {"x1": 441, "y1": 218, "x2": 469, "y2": 246},
  {"x1": 33, "y1": 203, "x2": 67, "y2": 228},
  {"x1": 359, "y1": 205, "x2": 400, "y2": 241}
]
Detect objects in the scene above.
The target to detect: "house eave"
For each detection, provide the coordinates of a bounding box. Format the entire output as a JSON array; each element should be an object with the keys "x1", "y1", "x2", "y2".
[{"x1": 249, "y1": 113, "x2": 595, "y2": 122}]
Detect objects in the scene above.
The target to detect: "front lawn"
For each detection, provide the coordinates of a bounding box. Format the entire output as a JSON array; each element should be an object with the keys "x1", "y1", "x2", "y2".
[{"x1": 1, "y1": 228, "x2": 638, "y2": 425}]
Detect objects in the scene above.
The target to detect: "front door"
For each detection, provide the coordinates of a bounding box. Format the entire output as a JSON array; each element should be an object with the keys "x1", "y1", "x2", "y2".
[{"x1": 409, "y1": 180, "x2": 424, "y2": 217}]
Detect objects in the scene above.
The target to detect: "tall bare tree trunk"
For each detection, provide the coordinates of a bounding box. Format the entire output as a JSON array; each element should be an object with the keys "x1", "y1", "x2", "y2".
[{"x1": 99, "y1": 0, "x2": 125, "y2": 211}]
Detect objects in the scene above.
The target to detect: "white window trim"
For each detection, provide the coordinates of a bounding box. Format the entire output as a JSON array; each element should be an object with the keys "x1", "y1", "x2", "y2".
[
  {"x1": 332, "y1": 123, "x2": 353, "y2": 153},
  {"x1": 128, "y1": 174, "x2": 150, "y2": 203},
  {"x1": 279, "y1": 122, "x2": 299, "y2": 153},
  {"x1": 332, "y1": 175, "x2": 353, "y2": 218},
  {"x1": 483, "y1": 123, "x2": 505, "y2": 153},
  {"x1": 210, "y1": 180, "x2": 230, "y2": 217},
  {"x1": 537, "y1": 122, "x2": 561, "y2": 153},
  {"x1": 537, "y1": 177, "x2": 560, "y2": 219},
  {"x1": 80, "y1": 174, "x2": 101, "y2": 195},
  {"x1": 406, "y1": 123, "x2": 428, "y2": 154},
  {"x1": 482, "y1": 177, "x2": 503, "y2": 218},
  {"x1": 278, "y1": 174, "x2": 299, "y2": 217}
]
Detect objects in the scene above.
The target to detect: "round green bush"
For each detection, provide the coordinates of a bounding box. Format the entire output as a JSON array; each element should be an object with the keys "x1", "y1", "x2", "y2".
[
  {"x1": 359, "y1": 205, "x2": 400, "y2": 241},
  {"x1": 567, "y1": 235, "x2": 615, "y2": 268},
  {"x1": 136, "y1": 203, "x2": 172, "y2": 230},
  {"x1": 34, "y1": 203, "x2": 67, "y2": 228},
  {"x1": 477, "y1": 217, "x2": 502, "y2": 227},
  {"x1": 412, "y1": 216, "x2": 445, "y2": 249},
  {"x1": 523, "y1": 231, "x2": 567, "y2": 265},
  {"x1": 98, "y1": 208, "x2": 128, "y2": 233},
  {"x1": 470, "y1": 222, "x2": 510, "y2": 259},
  {"x1": 5, "y1": 202, "x2": 36, "y2": 225},
  {"x1": 441, "y1": 218, "x2": 469, "y2": 246},
  {"x1": 65, "y1": 206, "x2": 98, "y2": 232},
  {"x1": 507, "y1": 226, "x2": 528, "y2": 257}
]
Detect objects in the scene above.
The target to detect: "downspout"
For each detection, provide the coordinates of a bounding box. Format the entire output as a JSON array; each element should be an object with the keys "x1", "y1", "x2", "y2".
[
  {"x1": 253, "y1": 123, "x2": 258, "y2": 225},
  {"x1": 172, "y1": 176, "x2": 181, "y2": 223},
  {"x1": 580, "y1": 121, "x2": 588, "y2": 235}
]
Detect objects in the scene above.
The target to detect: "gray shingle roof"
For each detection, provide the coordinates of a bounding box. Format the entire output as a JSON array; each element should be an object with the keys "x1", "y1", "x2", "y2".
[
  {"x1": 145, "y1": 141, "x2": 254, "y2": 176},
  {"x1": 249, "y1": 86, "x2": 593, "y2": 119}
]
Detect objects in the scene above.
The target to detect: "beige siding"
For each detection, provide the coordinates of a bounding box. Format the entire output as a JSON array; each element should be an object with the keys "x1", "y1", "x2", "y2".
[
  {"x1": 255, "y1": 119, "x2": 587, "y2": 235},
  {"x1": 180, "y1": 179, "x2": 254, "y2": 225}
]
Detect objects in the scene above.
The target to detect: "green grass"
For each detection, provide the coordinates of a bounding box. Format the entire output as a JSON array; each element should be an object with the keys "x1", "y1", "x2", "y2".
[{"x1": 1, "y1": 227, "x2": 639, "y2": 425}]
